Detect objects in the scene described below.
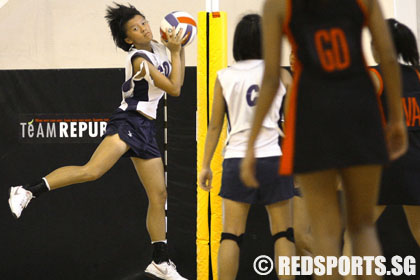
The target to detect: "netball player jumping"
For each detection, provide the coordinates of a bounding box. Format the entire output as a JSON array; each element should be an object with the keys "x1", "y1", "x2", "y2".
[
  {"x1": 199, "y1": 14, "x2": 295, "y2": 280},
  {"x1": 241, "y1": 0, "x2": 407, "y2": 279},
  {"x1": 8, "y1": 3, "x2": 187, "y2": 279}
]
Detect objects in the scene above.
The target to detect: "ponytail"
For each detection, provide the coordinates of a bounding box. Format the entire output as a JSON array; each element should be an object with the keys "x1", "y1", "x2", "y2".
[{"x1": 387, "y1": 18, "x2": 420, "y2": 70}]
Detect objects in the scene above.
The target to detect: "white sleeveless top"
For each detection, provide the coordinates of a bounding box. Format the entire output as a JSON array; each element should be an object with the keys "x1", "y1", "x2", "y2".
[
  {"x1": 217, "y1": 60, "x2": 286, "y2": 158},
  {"x1": 119, "y1": 41, "x2": 171, "y2": 119}
]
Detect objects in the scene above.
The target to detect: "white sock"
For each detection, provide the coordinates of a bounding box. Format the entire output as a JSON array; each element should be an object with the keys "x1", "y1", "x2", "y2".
[
  {"x1": 42, "y1": 177, "x2": 51, "y2": 190},
  {"x1": 151, "y1": 239, "x2": 167, "y2": 244}
]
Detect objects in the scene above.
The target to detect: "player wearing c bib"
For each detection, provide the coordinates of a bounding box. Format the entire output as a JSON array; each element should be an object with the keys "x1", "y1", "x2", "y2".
[
  {"x1": 199, "y1": 14, "x2": 295, "y2": 280},
  {"x1": 218, "y1": 59, "x2": 294, "y2": 205},
  {"x1": 241, "y1": 1, "x2": 407, "y2": 277},
  {"x1": 8, "y1": 4, "x2": 187, "y2": 279}
]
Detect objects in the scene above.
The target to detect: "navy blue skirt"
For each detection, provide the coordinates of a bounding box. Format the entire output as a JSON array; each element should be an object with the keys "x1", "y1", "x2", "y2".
[
  {"x1": 104, "y1": 110, "x2": 161, "y2": 159},
  {"x1": 378, "y1": 135, "x2": 420, "y2": 205},
  {"x1": 220, "y1": 157, "x2": 295, "y2": 205}
]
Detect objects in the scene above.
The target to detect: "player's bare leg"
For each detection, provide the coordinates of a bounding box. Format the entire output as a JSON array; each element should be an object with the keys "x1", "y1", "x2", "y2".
[
  {"x1": 131, "y1": 157, "x2": 167, "y2": 242},
  {"x1": 132, "y1": 156, "x2": 186, "y2": 279},
  {"x1": 292, "y1": 193, "x2": 313, "y2": 257},
  {"x1": 298, "y1": 169, "x2": 342, "y2": 279},
  {"x1": 266, "y1": 199, "x2": 295, "y2": 280},
  {"x1": 45, "y1": 134, "x2": 129, "y2": 189},
  {"x1": 9, "y1": 134, "x2": 129, "y2": 218},
  {"x1": 341, "y1": 165, "x2": 383, "y2": 280},
  {"x1": 218, "y1": 199, "x2": 250, "y2": 280}
]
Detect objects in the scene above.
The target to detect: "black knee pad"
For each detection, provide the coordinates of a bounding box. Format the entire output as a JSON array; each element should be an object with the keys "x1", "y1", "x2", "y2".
[
  {"x1": 221, "y1": 232, "x2": 244, "y2": 248},
  {"x1": 273, "y1": 227, "x2": 295, "y2": 243}
]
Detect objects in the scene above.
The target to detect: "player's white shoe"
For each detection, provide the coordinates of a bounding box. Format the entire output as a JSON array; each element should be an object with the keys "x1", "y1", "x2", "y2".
[
  {"x1": 8, "y1": 186, "x2": 33, "y2": 219},
  {"x1": 145, "y1": 260, "x2": 187, "y2": 280}
]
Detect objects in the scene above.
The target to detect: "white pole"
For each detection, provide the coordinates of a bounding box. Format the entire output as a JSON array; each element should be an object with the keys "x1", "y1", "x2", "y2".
[{"x1": 206, "y1": 0, "x2": 219, "y2": 12}]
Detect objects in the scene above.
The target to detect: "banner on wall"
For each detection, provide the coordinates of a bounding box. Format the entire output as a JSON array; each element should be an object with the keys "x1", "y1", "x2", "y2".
[
  {"x1": 0, "y1": 68, "x2": 198, "y2": 280},
  {"x1": 18, "y1": 113, "x2": 109, "y2": 143}
]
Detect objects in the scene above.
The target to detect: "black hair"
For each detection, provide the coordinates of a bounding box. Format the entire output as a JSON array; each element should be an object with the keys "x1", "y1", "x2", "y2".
[
  {"x1": 233, "y1": 14, "x2": 262, "y2": 61},
  {"x1": 387, "y1": 18, "x2": 420, "y2": 69},
  {"x1": 105, "y1": 3, "x2": 144, "y2": 51}
]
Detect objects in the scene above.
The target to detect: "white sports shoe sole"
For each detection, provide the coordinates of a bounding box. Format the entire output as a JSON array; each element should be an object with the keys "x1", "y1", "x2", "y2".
[{"x1": 144, "y1": 272, "x2": 165, "y2": 280}]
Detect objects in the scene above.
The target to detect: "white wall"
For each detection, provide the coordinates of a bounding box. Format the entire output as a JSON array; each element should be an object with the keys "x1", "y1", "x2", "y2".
[
  {"x1": 418, "y1": 1, "x2": 420, "y2": 47},
  {"x1": 0, "y1": 0, "x2": 264, "y2": 69},
  {"x1": 394, "y1": 0, "x2": 417, "y2": 36},
  {"x1": 393, "y1": 0, "x2": 419, "y2": 52},
  {"x1": 0, "y1": 0, "x2": 411, "y2": 69}
]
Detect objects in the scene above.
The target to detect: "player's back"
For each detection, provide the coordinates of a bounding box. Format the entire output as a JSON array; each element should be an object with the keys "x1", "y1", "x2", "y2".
[
  {"x1": 217, "y1": 60, "x2": 285, "y2": 158},
  {"x1": 377, "y1": 65, "x2": 420, "y2": 146},
  {"x1": 287, "y1": 0, "x2": 368, "y2": 81},
  {"x1": 218, "y1": 60, "x2": 284, "y2": 137},
  {"x1": 280, "y1": 0, "x2": 388, "y2": 174}
]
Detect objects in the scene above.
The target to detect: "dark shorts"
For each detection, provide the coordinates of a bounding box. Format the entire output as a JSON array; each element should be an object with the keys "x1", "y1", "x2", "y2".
[
  {"x1": 220, "y1": 157, "x2": 294, "y2": 205},
  {"x1": 103, "y1": 110, "x2": 161, "y2": 159}
]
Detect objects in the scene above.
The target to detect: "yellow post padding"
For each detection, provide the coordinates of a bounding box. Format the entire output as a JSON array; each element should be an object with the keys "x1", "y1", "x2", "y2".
[
  {"x1": 197, "y1": 11, "x2": 228, "y2": 280},
  {"x1": 208, "y1": 11, "x2": 228, "y2": 280},
  {"x1": 196, "y1": 11, "x2": 210, "y2": 280}
]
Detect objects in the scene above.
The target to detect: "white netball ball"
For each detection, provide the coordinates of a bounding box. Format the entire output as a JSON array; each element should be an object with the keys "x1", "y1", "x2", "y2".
[{"x1": 160, "y1": 11, "x2": 197, "y2": 47}]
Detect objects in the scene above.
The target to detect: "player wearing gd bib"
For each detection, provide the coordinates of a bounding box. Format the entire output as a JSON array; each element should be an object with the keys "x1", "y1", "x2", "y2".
[
  {"x1": 199, "y1": 14, "x2": 295, "y2": 280},
  {"x1": 241, "y1": 0, "x2": 407, "y2": 277}
]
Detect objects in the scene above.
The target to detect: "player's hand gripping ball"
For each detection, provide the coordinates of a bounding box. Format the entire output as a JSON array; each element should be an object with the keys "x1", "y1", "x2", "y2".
[{"x1": 160, "y1": 11, "x2": 197, "y2": 47}]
